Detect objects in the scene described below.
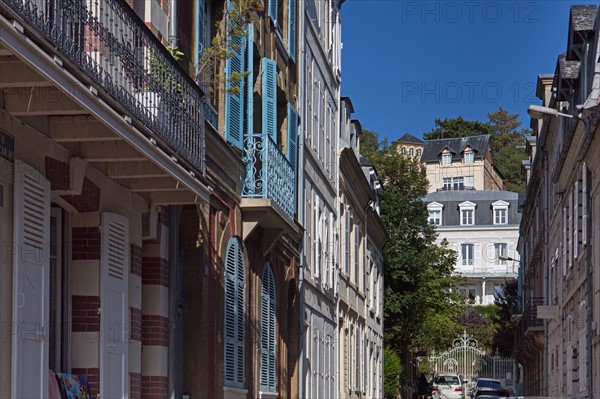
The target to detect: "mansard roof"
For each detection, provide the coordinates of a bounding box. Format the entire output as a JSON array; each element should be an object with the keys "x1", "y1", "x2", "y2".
[{"x1": 421, "y1": 134, "x2": 490, "y2": 163}]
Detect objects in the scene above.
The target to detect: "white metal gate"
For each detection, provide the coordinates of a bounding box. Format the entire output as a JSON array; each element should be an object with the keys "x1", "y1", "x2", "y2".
[{"x1": 428, "y1": 330, "x2": 516, "y2": 393}]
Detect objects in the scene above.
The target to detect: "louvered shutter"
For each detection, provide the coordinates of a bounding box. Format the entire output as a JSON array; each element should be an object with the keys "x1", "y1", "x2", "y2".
[
  {"x1": 582, "y1": 163, "x2": 588, "y2": 245},
  {"x1": 474, "y1": 243, "x2": 480, "y2": 269},
  {"x1": 224, "y1": 1, "x2": 246, "y2": 149},
  {"x1": 486, "y1": 242, "x2": 494, "y2": 269},
  {"x1": 563, "y1": 208, "x2": 568, "y2": 275},
  {"x1": 287, "y1": 103, "x2": 298, "y2": 211},
  {"x1": 578, "y1": 301, "x2": 587, "y2": 392},
  {"x1": 288, "y1": 0, "x2": 297, "y2": 61},
  {"x1": 260, "y1": 264, "x2": 277, "y2": 392},
  {"x1": 12, "y1": 161, "x2": 50, "y2": 399},
  {"x1": 574, "y1": 183, "x2": 579, "y2": 259},
  {"x1": 224, "y1": 237, "x2": 245, "y2": 388},
  {"x1": 569, "y1": 192, "x2": 573, "y2": 267},
  {"x1": 100, "y1": 213, "x2": 129, "y2": 398},
  {"x1": 269, "y1": 0, "x2": 278, "y2": 24},
  {"x1": 262, "y1": 58, "x2": 277, "y2": 140},
  {"x1": 345, "y1": 209, "x2": 351, "y2": 275},
  {"x1": 246, "y1": 24, "x2": 254, "y2": 137}
]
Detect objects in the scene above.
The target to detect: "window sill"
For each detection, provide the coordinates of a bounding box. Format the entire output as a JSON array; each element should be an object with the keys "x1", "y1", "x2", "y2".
[
  {"x1": 223, "y1": 387, "x2": 248, "y2": 399},
  {"x1": 259, "y1": 391, "x2": 278, "y2": 399}
]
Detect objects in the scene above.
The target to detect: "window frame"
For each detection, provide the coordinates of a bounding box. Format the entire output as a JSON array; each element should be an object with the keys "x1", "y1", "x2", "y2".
[
  {"x1": 427, "y1": 202, "x2": 444, "y2": 226},
  {"x1": 459, "y1": 201, "x2": 476, "y2": 226},
  {"x1": 442, "y1": 153, "x2": 452, "y2": 165},
  {"x1": 495, "y1": 243, "x2": 508, "y2": 265},
  {"x1": 461, "y1": 243, "x2": 474, "y2": 266},
  {"x1": 492, "y1": 200, "x2": 509, "y2": 225}
]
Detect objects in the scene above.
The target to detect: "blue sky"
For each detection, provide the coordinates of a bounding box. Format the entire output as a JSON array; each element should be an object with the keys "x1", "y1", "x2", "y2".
[{"x1": 340, "y1": 0, "x2": 588, "y2": 141}]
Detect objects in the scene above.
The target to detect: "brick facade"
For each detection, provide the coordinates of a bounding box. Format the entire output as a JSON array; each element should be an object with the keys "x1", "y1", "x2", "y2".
[
  {"x1": 142, "y1": 315, "x2": 169, "y2": 347},
  {"x1": 61, "y1": 177, "x2": 100, "y2": 212},
  {"x1": 131, "y1": 244, "x2": 142, "y2": 276},
  {"x1": 130, "y1": 307, "x2": 142, "y2": 342},
  {"x1": 45, "y1": 156, "x2": 70, "y2": 190},
  {"x1": 72, "y1": 227, "x2": 101, "y2": 260},
  {"x1": 142, "y1": 257, "x2": 169, "y2": 286},
  {"x1": 130, "y1": 372, "x2": 141, "y2": 399},
  {"x1": 71, "y1": 295, "x2": 100, "y2": 332},
  {"x1": 141, "y1": 376, "x2": 168, "y2": 399}
]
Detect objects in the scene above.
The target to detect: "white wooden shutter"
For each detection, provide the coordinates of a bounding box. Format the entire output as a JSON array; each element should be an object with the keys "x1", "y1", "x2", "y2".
[
  {"x1": 474, "y1": 243, "x2": 481, "y2": 269},
  {"x1": 582, "y1": 163, "x2": 588, "y2": 245},
  {"x1": 579, "y1": 301, "x2": 587, "y2": 392},
  {"x1": 574, "y1": 182, "x2": 580, "y2": 259},
  {"x1": 12, "y1": 160, "x2": 50, "y2": 399},
  {"x1": 100, "y1": 212, "x2": 129, "y2": 398},
  {"x1": 563, "y1": 208, "x2": 568, "y2": 275},
  {"x1": 486, "y1": 242, "x2": 494, "y2": 269}
]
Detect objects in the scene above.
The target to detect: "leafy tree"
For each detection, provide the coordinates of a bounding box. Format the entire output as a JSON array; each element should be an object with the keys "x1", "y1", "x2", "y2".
[
  {"x1": 384, "y1": 347, "x2": 403, "y2": 399},
  {"x1": 423, "y1": 117, "x2": 492, "y2": 140},
  {"x1": 491, "y1": 279, "x2": 519, "y2": 355},
  {"x1": 362, "y1": 136, "x2": 463, "y2": 354}
]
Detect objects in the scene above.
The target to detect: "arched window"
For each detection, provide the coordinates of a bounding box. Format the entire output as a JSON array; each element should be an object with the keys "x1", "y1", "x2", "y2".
[
  {"x1": 416, "y1": 149, "x2": 422, "y2": 157},
  {"x1": 400, "y1": 147, "x2": 407, "y2": 155},
  {"x1": 260, "y1": 263, "x2": 277, "y2": 392},
  {"x1": 409, "y1": 147, "x2": 414, "y2": 156},
  {"x1": 224, "y1": 237, "x2": 245, "y2": 388}
]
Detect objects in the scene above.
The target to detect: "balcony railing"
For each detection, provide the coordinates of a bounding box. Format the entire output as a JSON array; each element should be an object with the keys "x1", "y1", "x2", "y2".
[
  {"x1": 3, "y1": 0, "x2": 205, "y2": 173},
  {"x1": 517, "y1": 297, "x2": 544, "y2": 339},
  {"x1": 242, "y1": 133, "x2": 295, "y2": 219}
]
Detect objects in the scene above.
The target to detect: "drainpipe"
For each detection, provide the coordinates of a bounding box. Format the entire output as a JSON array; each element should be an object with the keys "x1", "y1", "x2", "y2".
[
  {"x1": 297, "y1": 0, "x2": 306, "y2": 395},
  {"x1": 168, "y1": 0, "x2": 178, "y2": 49}
]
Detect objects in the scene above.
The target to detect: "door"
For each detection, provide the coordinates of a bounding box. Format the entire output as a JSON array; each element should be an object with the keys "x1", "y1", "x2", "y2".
[
  {"x1": 100, "y1": 213, "x2": 129, "y2": 398},
  {"x1": 12, "y1": 160, "x2": 51, "y2": 398}
]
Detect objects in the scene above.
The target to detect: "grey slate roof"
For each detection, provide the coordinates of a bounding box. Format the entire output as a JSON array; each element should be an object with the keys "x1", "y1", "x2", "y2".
[
  {"x1": 397, "y1": 133, "x2": 425, "y2": 145},
  {"x1": 571, "y1": 5, "x2": 597, "y2": 32},
  {"x1": 423, "y1": 190, "x2": 521, "y2": 227},
  {"x1": 421, "y1": 134, "x2": 490, "y2": 163}
]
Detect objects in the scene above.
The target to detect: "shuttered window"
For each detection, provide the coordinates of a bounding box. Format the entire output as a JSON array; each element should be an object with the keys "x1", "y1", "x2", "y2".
[
  {"x1": 224, "y1": 237, "x2": 245, "y2": 388},
  {"x1": 262, "y1": 58, "x2": 277, "y2": 140},
  {"x1": 287, "y1": 103, "x2": 298, "y2": 211},
  {"x1": 260, "y1": 264, "x2": 277, "y2": 392},
  {"x1": 288, "y1": 0, "x2": 297, "y2": 60},
  {"x1": 246, "y1": 24, "x2": 254, "y2": 137},
  {"x1": 224, "y1": 1, "x2": 247, "y2": 149}
]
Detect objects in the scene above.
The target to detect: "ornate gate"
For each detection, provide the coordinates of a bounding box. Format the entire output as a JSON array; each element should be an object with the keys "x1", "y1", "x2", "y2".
[{"x1": 428, "y1": 330, "x2": 516, "y2": 393}]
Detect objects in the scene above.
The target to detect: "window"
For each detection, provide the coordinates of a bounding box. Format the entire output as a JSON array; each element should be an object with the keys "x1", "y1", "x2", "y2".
[
  {"x1": 400, "y1": 147, "x2": 407, "y2": 155},
  {"x1": 461, "y1": 209, "x2": 474, "y2": 225},
  {"x1": 409, "y1": 148, "x2": 414, "y2": 156},
  {"x1": 428, "y1": 210, "x2": 441, "y2": 225},
  {"x1": 464, "y1": 150, "x2": 474, "y2": 163},
  {"x1": 443, "y1": 177, "x2": 452, "y2": 190},
  {"x1": 452, "y1": 176, "x2": 464, "y2": 191},
  {"x1": 427, "y1": 202, "x2": 444, "y2": 226},
  {"x1": 462, "y1": 244, "x2": 474, "y2": 265},
  {"x1": 495, "y1": 243, "x2": 507, "y2": 265},
  {"x1": 416, "y1": 148, "x2": 422, "y2": 157},
  {"x1": 465, "y1": 175, "x2": 474, "y2": 188},
  {"x1": 492, "y1": 200, "x2": 509, "y2": 225},
  {"x1": 442, "y1": 153, "x2": 452, "y2": 165},
  {"x1": 224, "y1": 237, "x2": 245, "y2": 388},
  {"x1": 459, "y1": 201, "x2": 476, "y2": 225},
  {"x1": 260, "y1": 264, "x2": 277, "y2": 392}
]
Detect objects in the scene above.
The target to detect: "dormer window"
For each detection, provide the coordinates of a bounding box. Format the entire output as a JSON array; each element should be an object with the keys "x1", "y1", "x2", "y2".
[
  {"x1": 459, "y1": 201, "x2": 476, "y2": 225},
  {"x1": 427, "y1": 202, "x2": 444, "y2": 226},
  {"x1": 442, "y1": 153, "x2": 452, "y2": 165},
  {"x1": 464, "y1": 149, "x2": 474, "y2": 164},
  {"x1": 492, "y1": 200, "x2": 509, "y2": 225}
]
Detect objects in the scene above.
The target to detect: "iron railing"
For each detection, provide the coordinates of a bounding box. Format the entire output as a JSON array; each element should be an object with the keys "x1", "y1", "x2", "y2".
[
  {"x1": 518, "y1": 297, "x2": 544, "y2": 339},
  {"x1": 3, "y1": 0, "x2": 205, "y2": 173},
  {"x1": 242, "y1": 133, "x2": 295, "y2": 219}
]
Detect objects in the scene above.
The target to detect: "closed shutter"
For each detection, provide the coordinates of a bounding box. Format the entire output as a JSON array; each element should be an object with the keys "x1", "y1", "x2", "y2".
[
  {"x1": 12, "y1": 161, "x2": 50, "y2": 399},
  {"x1": 224, "y1": 237, "x2": 245, "y2": 387},
  {"x1": 100, "y1": 213, "x2": 129, "y2": 398},
  {"x1": 224, "y1": 1, "x2": 246, "y2": 149},
  {"x1": 260, "y1": 264, "x2": 277, "y2": 392},
  {"x1": 288, "y1": 0, "x2": 297, "y2": 60},
  {"x1": 262, "y1": 58, "x2": 277, "y2": 140}
]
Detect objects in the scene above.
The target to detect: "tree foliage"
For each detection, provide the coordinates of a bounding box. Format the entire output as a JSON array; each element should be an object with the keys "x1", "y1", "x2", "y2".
[
  {"x1": 361, "y1": 131, "x2": 463, "y2": 353},
  {"x1": 384, "y1": 347, "x2": 403, "y2": 399},
  {"x1": 423, "y1": 117, "x2": 492, "y2": 140}
]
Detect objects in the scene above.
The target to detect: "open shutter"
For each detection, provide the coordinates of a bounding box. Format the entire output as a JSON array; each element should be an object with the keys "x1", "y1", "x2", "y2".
[
  {"x1": 287, "y1": 103, "x2": 298, "y2": 212},
  {"x1": 267, "y1": 267, "x2": 276, "y2": 391},
  {"x1": 486, "y1": 243, "x2": 494, "y2": 268},
  {"x1": 578, "y1": 301, "x2": 588, "y2": 392},
  {"x1": 269, "y1": 0, "x2": 278, "y2": 24},
  {"x1": 574, "y1": 181, "x2": 580, "y2": 259},
  {"x1": 224, "y1": 3, "x2": 246, "y2": 149},
  {"x1": 246, "y1": 24, "x2": 254, "y2": 137},
  {"x1": 345, "y1": 209, "x2": 351, "y2": 275},
  {"x1": 563, "y1": 208, "x2": 568, "y2": 275},
  {"x1": 474, "y1": 243, "x2": 480, "y2": 268},
  {"x1": 235, "y1": 238, "x2": 245, "y2": 386},
  {"x1": 582, "y1": 163, "x2": 588, "y2": 245},
  {"x1": 288, "y1": 0, "x2": 297, "y2": 60},
  {"x1": 262, "y1": 58, "x2": 277, "y2": 140},
  {"x1": 100, "y1": 213, "x2": 129, "y2": 398},
  {"x1": 12, "y1": 161, "x2": 50, "y2": 399},
  {"x1": 259, "y1": 265, "x2": 270, "y2": 390},
  {"x1": 260, "y1": 263, "x2": 277, "y2": 392},
  {"x1": 224, "y1": 239, "x2": 237, "y2": 386}
]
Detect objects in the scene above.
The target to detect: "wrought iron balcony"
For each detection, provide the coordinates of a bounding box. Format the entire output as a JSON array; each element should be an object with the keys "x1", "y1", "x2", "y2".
[
  {"x1": 518, "y1": 297, "x2": 544, "y2": 338},
  {"x1": 242, "y1": 133, "x2": 295, "y2": 219},
  {"x1": 3, "y1": 0, "x2": 205, "y2": 174}
]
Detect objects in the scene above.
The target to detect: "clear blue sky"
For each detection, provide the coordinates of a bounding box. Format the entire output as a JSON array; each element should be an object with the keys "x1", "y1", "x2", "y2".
[{"x1": 340, "y1": 0, "x2": 590, "y2": 141}]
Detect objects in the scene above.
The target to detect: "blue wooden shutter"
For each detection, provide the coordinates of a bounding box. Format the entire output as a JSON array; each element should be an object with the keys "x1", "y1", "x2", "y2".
[
  {"x1": 224, "y1": 1, "x2": 246, "y2": 149},
  {"x1": 262, "y1": 58, "x2": 277, "y2": 140},
  {"x1": 224, "y1": 237, "x2": 245, "y2": 388},
  {"x1": 260, "y1": 264, "x2": 277, "y2": 392},
  {"x1": 287, "y1": 103, "x2": 298, "y2": 211},
  {"x1": 269, "y1": 0, "x2": 278, "y2": 24},
  {"x1": 288, "y1": 0, "x2": 297, "y2": 61},
  {"x1": 246, "y1": 24, "x2": 254, "y2": 136}
]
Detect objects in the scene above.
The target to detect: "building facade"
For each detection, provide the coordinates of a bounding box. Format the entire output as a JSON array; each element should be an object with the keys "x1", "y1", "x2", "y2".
[
  {"x1": 422, "y1": 135, "x2": 504, "y2": 194},
  {"x1": 396, "y1": 132, "x2": 425, "y2": 158},
  {"x1": 516, "y1": 5, "x2": 600, "y2": 398}
]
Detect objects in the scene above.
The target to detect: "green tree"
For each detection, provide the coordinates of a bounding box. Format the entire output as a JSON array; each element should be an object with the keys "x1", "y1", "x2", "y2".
[
  {"x1": 363, "y1": 137, "x2": 463, "y2": 354},
  {"x1": 384, "y1": 347, "x2": 403, "y2": 399},
  {"x1": 423, "y1": 117, "x2": 492, "y2": 140}
]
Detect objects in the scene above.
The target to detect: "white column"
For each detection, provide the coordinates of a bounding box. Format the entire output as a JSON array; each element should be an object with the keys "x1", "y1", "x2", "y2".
[{"x1": 481, "y1": 280, "x2": 487, "y2": 305}]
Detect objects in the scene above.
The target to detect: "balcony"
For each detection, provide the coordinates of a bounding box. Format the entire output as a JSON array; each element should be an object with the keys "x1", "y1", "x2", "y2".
[
  {"x1": 514, "y1": 297, "x2": 544, "y2": 363},
  {"x1": 1, "y1": 0, "x2": 209, "y2": 202},
  {"x1": 240, "y1": 133, "x2": 298, "y2": 244}
]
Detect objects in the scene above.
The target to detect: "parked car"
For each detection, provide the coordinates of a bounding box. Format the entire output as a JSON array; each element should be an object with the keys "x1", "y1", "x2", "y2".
[
  {"x1": 470, "y1": 378, "x2": 503, "y2": 398},
  {"x1": 472, "y1": 387, "x2": 511, "y2": 399},
  {"x1": 432, "y1": 373, "x2": 465, "y2": 399}
]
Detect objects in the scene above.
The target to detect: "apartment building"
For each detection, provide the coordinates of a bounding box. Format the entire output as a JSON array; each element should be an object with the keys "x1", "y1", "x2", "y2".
[
  {"x1": 396, "y1": 132, "x2": 425, "y2": 158},
  {"x1": 516, "y1": 5, "x2": 600, "y2": 398}
]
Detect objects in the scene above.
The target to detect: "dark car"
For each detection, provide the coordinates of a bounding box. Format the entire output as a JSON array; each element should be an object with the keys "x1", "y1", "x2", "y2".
[
  {"x1": 473, "y1": 387, "x2": 511, "y2": 399},
  {"x1": 470, "y1": 379, "x2": 503, "y2": 398}
]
